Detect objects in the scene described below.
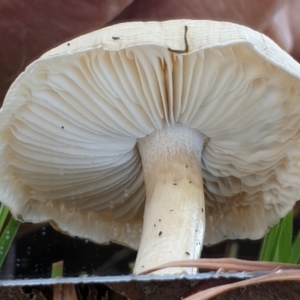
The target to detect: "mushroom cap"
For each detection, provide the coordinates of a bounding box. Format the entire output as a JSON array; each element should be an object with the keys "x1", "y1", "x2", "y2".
[{"x1": 1, "y1": 20, "x2": 300, "y2": 248}]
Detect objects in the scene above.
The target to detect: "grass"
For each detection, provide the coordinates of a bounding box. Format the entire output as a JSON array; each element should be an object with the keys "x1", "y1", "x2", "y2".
[
  {"x1": 51, "y1": 260, "x2": 64, "y2": 278},
  {"x1": 0, "y1": 203, "x2": 20, "y2": 268},
  {"x1": 259, "y1": 210, "x2": 300, "y2": 264},
  {"x1": 0, "y1": 202, "x2": 66, "y2": 279}
]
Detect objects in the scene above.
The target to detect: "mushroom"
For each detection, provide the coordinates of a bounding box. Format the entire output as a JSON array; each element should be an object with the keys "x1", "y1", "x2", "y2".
[{"x1": 1, "y1": 20, "x2": 300, "y2": 275}]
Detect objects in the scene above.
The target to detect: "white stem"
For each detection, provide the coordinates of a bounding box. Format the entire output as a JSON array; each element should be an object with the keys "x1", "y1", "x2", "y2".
[{"x1": 134, "y1": 125, "x2": 205, "y2": 275}]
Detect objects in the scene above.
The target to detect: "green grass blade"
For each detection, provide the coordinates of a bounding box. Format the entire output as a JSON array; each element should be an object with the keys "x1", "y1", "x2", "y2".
[
  {"x1": 288, "y1": 230, "x2": 300, "y2": 264},
  {"x1": 259, "y1": 222, "x2": 281, "y2": 261},
  {"x1": 0, "y1": 217, "x2": 20, "y2": 268},
  {"x1": 0, "y1": 204, "x2": 9, "y2": 233},
  {"x1": 259, "y1": 211, "x2": 293, "y2": 262},
  {"x1": 273, "y1": 211, "x2": 293, "y2": 262},
  {"x1": 51, "y1": 260, "x2": 64, "y2": 278}
]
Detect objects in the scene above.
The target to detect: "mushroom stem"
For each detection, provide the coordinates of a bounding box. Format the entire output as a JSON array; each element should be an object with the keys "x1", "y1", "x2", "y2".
[{"x1": 134, "y1": 124, "x2": 205, "y2": 275}]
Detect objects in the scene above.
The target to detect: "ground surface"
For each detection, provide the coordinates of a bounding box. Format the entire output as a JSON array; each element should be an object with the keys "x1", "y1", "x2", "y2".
[{"x1": 1, "y1": 279, "x2": 300, "y2": 299}]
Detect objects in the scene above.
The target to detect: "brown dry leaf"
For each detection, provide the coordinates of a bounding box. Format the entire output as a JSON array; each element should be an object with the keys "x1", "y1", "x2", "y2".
[
  {"x1": 139, "y1": 258, "x2": 300, "y2": 299},
  {"x1": 139, "y1": 258, "x2": 300, "y2": 275},
  {"x1": 0, "y1": 0, "x2": 133, "y2": 105},
  {"x1": 184, "y1": 270, "x2": 300, "y2": 300},
  {"x1": 115, "y1": 0, "x2": 284, "y2": 30}
]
